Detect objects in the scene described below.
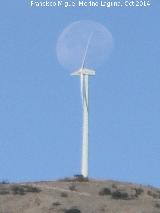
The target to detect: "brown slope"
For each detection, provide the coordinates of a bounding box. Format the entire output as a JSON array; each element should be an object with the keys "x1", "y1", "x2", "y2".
[{"x1": 0, "y1": 179, "x2": 160, "y2": 213}]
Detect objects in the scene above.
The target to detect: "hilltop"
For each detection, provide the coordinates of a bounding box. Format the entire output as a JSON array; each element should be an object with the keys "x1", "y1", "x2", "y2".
[{"x1": 0, "y1": 177, "x2": 160, "y2": 213}]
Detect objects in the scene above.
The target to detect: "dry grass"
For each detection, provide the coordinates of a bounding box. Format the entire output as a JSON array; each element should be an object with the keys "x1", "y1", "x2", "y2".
[{"x1": 0, "y1": 179, "x2": 159, "y2": 213}]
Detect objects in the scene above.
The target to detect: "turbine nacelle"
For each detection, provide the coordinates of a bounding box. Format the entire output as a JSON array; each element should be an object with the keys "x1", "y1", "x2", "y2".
[{"x1": 71, "y1": 68, "x2": 96, "y2": 76}]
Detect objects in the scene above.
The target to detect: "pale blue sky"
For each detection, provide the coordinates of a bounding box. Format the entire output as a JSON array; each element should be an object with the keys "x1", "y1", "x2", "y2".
[{"x1": 0, "y1": 1, "x2": 160, "y2": 187}]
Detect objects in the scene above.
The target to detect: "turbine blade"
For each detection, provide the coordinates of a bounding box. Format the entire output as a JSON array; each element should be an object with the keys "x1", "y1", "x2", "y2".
[{"x1": 81, "y1": 32, "x2": 94, "y2": 69}]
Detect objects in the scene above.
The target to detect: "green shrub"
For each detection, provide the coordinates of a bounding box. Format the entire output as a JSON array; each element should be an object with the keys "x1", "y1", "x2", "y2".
[
  {"x1": 64, "y1": 207, "x2": 81, "y2": 213},
  {"x1": 155, "y1": 202, "x2": 160, "y2": 208},
  {"x1": 69, "y1": 184, "x2": 77, "y2": 191},
  {"x1": 11, "y1": 185, "x2": 41, "y2": 195},
  {"x1": 52, "y1": 201, "x2": 61, "y2": 206},
  {"x1": 58, "y1": 175, "x2": 89, "y2": 182},
  {"x1": 0, "y1": 189, "x2": 10, "y2": 195},
  {"x1": 134, "y1": 188, "x2": 144, "y2": 197},
  {"x1": 11, "y1": 185, "x2": 25, "y2": 195},
  {"x1": 112, "y1": 190, "x2": 129, "y2": 200},
  {"x1": 99, "y1": 187, "x2": 111, "y2": 196},
  {"x1": 61, "y1": 192, "x2": 68, "y2": 197},
  {"x1": 24, "y1": 185, "x2": 41, "y2": 193},
  {"x1": 73, "y1": 175, "x2": 89, "y2": 182},
  {"x1": 112, "y1": 184, "x2": 117, "y2": 189},
  {"x1": 147, "y1": 190, "x2": 160, "y2": 199},
  {"x1": 0, "y1": 180, "x2": 9, "y2": 184}
]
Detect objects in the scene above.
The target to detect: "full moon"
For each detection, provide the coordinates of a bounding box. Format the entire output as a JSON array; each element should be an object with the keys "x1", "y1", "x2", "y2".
[{"x1": 56, "y1": 20, "x2": 114, "y2": 71}]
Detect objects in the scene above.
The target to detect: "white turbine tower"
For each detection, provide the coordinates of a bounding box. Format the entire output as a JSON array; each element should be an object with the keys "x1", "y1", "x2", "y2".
[
  {"x1": 71, "y1": 33, "x2": 95, "y2": 178},
  {"x1": 56, "y1": 20, "x2": 114, "y2": 178}
]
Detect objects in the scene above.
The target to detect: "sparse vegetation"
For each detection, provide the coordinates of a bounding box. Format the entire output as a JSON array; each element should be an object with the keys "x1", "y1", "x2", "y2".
[
  {"x1": 1, "y1": 180, "x2": 160, "y2": 213},
  {"x1": 52, "y1": 201, "x2": 61, "y2": 206},
  {"x1": 69, "y1": 184, "x2": 77, "y2": 191},
  {"x1": 99, "y1": 186, "x2": 138, "y2": 200},
  {"x1": 154, "y1": 202, "x2": 160, "y2": 208},
  {"x1": 99, "y1": 187, "x2": 111, "y2": 196},
  {"x1": 59, "y1": 175, "x2": 89, "y2": 182},
  {"x1": 64, "y1": 207, "x2": 81, "y2": 213},
  {"x1": 73, "y1": 175, "x2": 89, "y2": 182},
  {"x1": 59, "y1": 177, "x2": 73, "y2": 182},
  {"x1": 0, "y1": 180, "x2": 9, "y2": 184},
  {"x1": 11, "y1": 185, "x2": 41, "y2": 195},
  {"x1": 23, "y1": 185, "x2": 41, "y2": 193},
  {"x1": 0, "y1": 184, "x2": 41, "y2": 196},
  {"x1": 0, "y1": 189, "x2": 10, "y2": 195},
  {"x1": 61, "y1": 192, "x2": 68, "y2": 197},
  {"x1": 147, "y1": 190, "x2": 160, "y2": 199},
  {"x1": 112, "y1": 184, "x2": 117, "y2": 189},
  {"x1": 99, "y1": 207, "x2": 105, "y2": 212},
  {"x1": 111, "y1": 189, "x2": 130, "y2": 200},
  {"x1": 11, "y1": 185, "x2": 25, "y2": 195},
  {"x1": 134, "y1": 187, "x2": 144, "y2": 197}
]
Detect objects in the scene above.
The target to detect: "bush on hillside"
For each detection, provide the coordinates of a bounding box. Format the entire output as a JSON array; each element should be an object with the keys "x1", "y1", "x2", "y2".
[
  {"x1": 11, "y1": 185, "x2": 25, "y2": 195},
  {"x1": 69, "y1": 184, "x2": 77, "y2": 191},
  {"x1": 134, "y1": 187, "x2": 144, "y2": 197},
  {"x1": 60, "y1": 192, "x2": 68, "y2": 197},
  {"x1": 99, "y1": 187, "x2": 111, "y2": 196},
  {"x1": 64, "y1": 207, "x2": 81, "y2": 213},
  {"x1": 11, "y1": 185, "x2": 41, "y2": 195},
  {"x1": 0, "y1": 188, "x2": 10, "y2": 195},
  {"x1": 147, "y1": 190, "x2": 160, "y2": 199},
  {"x1": 111, "y1": 189, "x2": 130, "y2": 200},
  {"x1": 154, "y1": 202, "x2": 160, "y2": 208}
]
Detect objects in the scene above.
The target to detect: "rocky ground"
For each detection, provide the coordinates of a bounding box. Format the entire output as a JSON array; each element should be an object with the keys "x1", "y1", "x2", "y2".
[{"x1": 0, "y1": 178, "x2": 160, "y2": 213}]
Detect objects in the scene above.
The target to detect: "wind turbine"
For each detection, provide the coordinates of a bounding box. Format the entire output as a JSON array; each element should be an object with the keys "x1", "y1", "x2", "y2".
[
  {"x1": 57, "y1": 20, "x2": 113, "y2": 178},
  {"x1": 71, "y1": 33, "x2": 95, "y2": 178}
]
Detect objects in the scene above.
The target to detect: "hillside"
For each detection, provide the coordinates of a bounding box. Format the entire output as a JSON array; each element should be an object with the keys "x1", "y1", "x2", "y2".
[{"x1": 0, "y1": 178, "x2": 160, "y2": 213}]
